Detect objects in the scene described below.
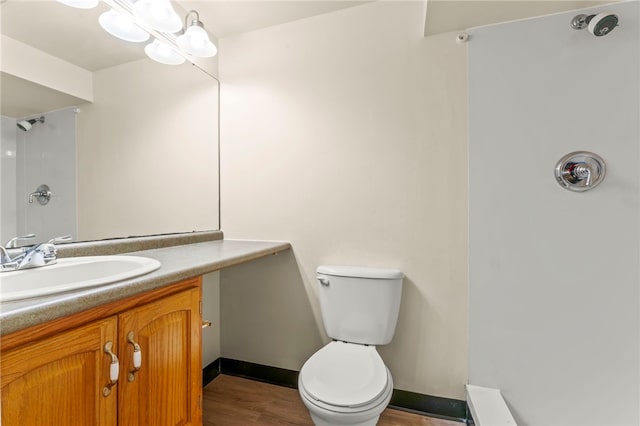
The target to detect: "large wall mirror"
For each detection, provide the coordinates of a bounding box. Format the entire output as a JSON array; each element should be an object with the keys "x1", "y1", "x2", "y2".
[{"x1": 0, "y1": 1, "x2": 220, "y2": 247}]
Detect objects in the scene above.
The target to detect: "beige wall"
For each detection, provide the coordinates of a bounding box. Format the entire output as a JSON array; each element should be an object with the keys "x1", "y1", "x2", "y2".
[
  {"x1": 77, "y1": 58, "x2": 219, "y2": 241},
  {"x1": 219, "y1": 0, "x2": 468, "y2": 399},
  {"x1": 202, "y1": 272, "x2": 221, "y2": 368},
  {"x1": 0, "y1": 35, "x2": 93, "y2": 103}
]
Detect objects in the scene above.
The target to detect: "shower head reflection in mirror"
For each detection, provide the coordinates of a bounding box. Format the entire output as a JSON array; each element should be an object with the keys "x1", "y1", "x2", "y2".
[{"x1": 17, "y1": 116, "x2": 45, "y2": 132}]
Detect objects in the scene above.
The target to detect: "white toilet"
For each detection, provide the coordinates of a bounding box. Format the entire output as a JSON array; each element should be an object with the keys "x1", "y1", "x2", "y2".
[{"x1": 298, "y1": 265, "x2": 403, "y2": 426}]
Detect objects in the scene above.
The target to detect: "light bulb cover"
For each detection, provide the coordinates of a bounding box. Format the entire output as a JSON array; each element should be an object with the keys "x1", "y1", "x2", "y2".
[
  {"x1": 176, "y1": 23, "x2": 217, "y2": 58},
  {"x1": 133, "y1": 0, "x2": 182, "y2": 33},
  {"x1": 56, "y1": 0, "x2": 99, "y2": 8},
  {"x1": 144, "y1": 39, "x2": 185, "y2": 65},
  {"x1": 99, "y1": 9, "x2": 150, "y2": 43}
]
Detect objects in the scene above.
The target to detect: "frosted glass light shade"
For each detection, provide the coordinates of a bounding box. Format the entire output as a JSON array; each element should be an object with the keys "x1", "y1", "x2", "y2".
[
  {"x1": 133, "y1": 0, "x2": 182, "y2": 33},
  {"x1": 144, "y1": 39, "x2": 185, "y2": 65},
  {"x1": 99, "y1": 9, "x2": 150, "y2": 43},
  {"x1": 56, "y1": 0, "x2": 99, "y2": 8},
  {"x1": 176, "y1": 24, "x2": 217, "y2": 58}
]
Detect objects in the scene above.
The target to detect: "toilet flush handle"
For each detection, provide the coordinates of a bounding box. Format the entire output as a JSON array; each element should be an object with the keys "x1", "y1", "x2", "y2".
[{"x1": 317, "y1": 277, "x2": 330, "y2": 286}]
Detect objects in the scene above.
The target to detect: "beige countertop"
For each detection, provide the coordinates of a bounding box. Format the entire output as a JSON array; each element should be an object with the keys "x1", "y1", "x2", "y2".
[{"x1": 0, "y1": 239, "x2": 291, "y2": 336}]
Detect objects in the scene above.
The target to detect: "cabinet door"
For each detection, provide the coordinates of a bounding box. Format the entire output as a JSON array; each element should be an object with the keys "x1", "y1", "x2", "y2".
[
  {"x1": 118, "y1": 287, "x2": 202, "y2": 426},
  {"x1": 1, "y1": 316, "x2": 118, "y2": 426}
]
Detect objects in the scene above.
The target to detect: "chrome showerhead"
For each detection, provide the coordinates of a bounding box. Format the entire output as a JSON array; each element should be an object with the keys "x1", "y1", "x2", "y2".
[
  {"x1": 17, "y1": 116, "x2": 45, "y2": 132},
  {"x1": 572, "y1": 12, "x2": 619, "y2": 37}
]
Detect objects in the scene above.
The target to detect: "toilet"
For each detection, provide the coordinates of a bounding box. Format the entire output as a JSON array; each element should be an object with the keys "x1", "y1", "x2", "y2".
[{"x1": 298, "y1": 265, "x2": 403, "y2": 426}]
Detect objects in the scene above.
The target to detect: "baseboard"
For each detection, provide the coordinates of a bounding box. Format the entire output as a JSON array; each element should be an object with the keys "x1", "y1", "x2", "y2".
[
  {"x1": 202, "y1": 358, "x2": 221, "y2": 386},
  {"x1": 388, "y1": 389, "x2": 467, "y2": 422},
  {"x1": 219, "y1": 357, "x2": 299, "y2": 389},
  {"x1": 203, "y1": 357, "x2": 467, "y2": 422}
]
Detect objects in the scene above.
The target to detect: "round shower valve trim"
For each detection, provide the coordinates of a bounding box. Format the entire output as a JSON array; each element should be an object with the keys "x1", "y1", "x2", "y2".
[
  {"x1": 28, "y1": 184, "x2": 52, "y2": 205},
  {"x1": 555, "y1": 151, "x2": 606, "y2": 192}
]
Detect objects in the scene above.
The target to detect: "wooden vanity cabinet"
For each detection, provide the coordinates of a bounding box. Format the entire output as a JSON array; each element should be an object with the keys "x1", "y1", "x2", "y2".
[
  {"x1": 1, "y1": 316, "x2": 118, "y2": 426},
  {"x1": 118, "y1": 287, "x2": 202, "y2": 426},
  {"x1": 0, "y1": 278, "x2": 202, "y2": 426}
]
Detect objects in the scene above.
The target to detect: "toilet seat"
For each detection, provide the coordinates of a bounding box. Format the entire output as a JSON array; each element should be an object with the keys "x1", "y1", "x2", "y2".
[
  {"x1": 299, "y1": 341, "x2": 389, "y2": 408},
  {"x1": 299, "y1": 369, "x2": 393, "y2": 416}
]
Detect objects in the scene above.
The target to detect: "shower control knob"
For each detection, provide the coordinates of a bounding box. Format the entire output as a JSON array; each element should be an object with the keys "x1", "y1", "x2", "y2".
[
  {"x1": 555, "y1": 151, "x2": 606, "y2": 192},
  {"x1": 28, "y1": 184, "x2": 52, "y2": 205}
]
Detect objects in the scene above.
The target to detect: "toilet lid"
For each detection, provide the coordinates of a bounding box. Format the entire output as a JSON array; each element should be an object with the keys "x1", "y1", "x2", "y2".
[{"x1": 300, "y1": 341, "x2": 388, "y2": 408}]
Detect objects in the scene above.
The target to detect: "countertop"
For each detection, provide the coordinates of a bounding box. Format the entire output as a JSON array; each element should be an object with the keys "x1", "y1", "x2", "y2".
[{"x1": 0, "y1": 239, "x2": 291, "y2": 336}]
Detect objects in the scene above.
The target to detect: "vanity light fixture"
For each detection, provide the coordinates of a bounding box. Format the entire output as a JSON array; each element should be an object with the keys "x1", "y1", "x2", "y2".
[
  {"x1": 99, "y1": 9, "x2": 150, "y2": 43},
  {"x1": 133, "y1": 0, "x2": 182, "y2": 33},
  {"x1": 57, "y1": 0, "x2": 216, "y2": 67},
  {"x1": 55, "y1": 0, "x2": 99, "y2": 8},
  {"x1": 176, "y1": 11, "x2": 217, "y2": 58},
  {"x1": 144, "y1": 38, "x2": 186, "y2": 65}
]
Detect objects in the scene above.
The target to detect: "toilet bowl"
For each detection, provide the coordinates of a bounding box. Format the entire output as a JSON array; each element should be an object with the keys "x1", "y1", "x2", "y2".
[
  {"x1": 299, "y1": 265, "x2": 403, "y2": 426},
  {"x1": 298, "y1": 341, "x2": 394, "y2": 426}
]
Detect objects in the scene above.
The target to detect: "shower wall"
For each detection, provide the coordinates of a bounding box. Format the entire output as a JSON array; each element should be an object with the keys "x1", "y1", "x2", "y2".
[
  {"x1": 1, "y1": 115, "x2": 18, "y2": 244},
  {"x1": 468, "y1": 2, "x2": 639, "y2": 425},
  {"x1": 16, "y1": 108, "x2": 77, "y2": 243}
]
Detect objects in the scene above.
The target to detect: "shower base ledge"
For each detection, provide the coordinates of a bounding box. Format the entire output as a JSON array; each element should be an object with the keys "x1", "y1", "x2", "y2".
[{"x1": 466, "y1": 384, "x2": 517, "y2": 426}]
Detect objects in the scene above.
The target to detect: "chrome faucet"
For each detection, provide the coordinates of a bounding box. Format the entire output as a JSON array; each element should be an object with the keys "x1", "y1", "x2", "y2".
[
  {"x1": 0, "y1": 234, "x2": 36, "y2": 271},
  {"x1": 0, "y1": 246, "x2": 13, "y2": 265},
  {"x1": 0, "y1": 235, "x2": 72, "y2": 272},
  {"x1": 5, "y1": 233, "x2": 36, "y2": 249}
]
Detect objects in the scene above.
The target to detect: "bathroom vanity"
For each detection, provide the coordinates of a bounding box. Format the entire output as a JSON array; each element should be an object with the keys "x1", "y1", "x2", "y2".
[
  {"x1": 2, "y1": 278, "x2": 201, "y2": 426},
  {"x1": 0, "y1": 236, "x2": 290, "y2": 426}
]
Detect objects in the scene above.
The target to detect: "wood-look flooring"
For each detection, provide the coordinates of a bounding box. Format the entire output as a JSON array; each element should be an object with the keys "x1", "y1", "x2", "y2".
[{"x1": 203, "y1": 374, "x2": 462, "y2": 426}]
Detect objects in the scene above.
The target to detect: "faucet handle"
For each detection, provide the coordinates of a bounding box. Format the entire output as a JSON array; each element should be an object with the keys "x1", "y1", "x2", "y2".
[
  {"x1": 5, "y1": 234, "x2": 36, "y2": 248},
  {"x1": 38, "y1": 243, "x2": 58, "y2": 259},
  {"x1": 47, "y1": 235, "x2": 72, "y2": 244},
  {"x1": 16, "y1": 242, "x2": 58, "y2": 270}
]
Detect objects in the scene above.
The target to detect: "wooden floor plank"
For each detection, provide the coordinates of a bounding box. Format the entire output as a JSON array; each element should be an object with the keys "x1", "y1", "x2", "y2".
[{"x1": 203, "y1": 374, "x2": 462, "y2": 426}]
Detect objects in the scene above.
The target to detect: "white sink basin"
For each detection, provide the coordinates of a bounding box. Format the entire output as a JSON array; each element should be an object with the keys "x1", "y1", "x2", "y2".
[{"x1": 0, "y1": 255, "x2": 161, "y2": 302}]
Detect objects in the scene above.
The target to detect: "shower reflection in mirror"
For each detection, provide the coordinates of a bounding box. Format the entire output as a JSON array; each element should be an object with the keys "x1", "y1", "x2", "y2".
[{"x1": 0, "y1": 108, "x2": 77, "y2": 244}]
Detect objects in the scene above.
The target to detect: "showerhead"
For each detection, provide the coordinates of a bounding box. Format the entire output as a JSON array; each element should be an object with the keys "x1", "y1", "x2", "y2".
[
  {"x1": 588, "y1": 13, "x2": 618, "y2": 37},
  {"x1": 17, "y1": 116, "x2": 45, "y2": 132},
  {"x1": 571, "y1": 12, "x2": 619, "y2": 37}
]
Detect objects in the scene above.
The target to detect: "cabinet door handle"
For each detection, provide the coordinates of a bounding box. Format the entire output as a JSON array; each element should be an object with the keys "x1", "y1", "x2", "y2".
[
  {"x1": 103, "y1": 341, "x2": 119, "y2": 397},
  {"x1": 126, "y1": 331, "x2": 142, "y2": 382}
]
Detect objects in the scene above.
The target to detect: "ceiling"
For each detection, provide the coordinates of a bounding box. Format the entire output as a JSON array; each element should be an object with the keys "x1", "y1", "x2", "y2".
[
  {"x1": 424, "y1": 0, "x2": 616, "y2": 36},
  {"x1": 0, "y1": 0, "x2": 367, "y2": 117},
  {"x1": 0, "y1": 0, "x2": 620, "y2": 118},
  {"x1": 0, "y1": 1, "x2": 368, "y2": 72},
  {"x1": 181, "y1": 1, "x2": 372, "y2": 39},
  {"x1": 1, "y1": 0, "x2": 621, "y2": 72}
]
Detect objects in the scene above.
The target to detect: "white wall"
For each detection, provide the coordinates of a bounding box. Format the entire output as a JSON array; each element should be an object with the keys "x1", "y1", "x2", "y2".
[
  {"x1": 219, "y1": 0, "x2": 468, "y2": 399},
  {"x1": 468, "y1": 2, "x2": 639, "y2": 425},
  {"x1": 16, "y1": 108, "x2": 77, "y2": 243},
  {"x1": 1, "y1": 115, "x2": 17, "y2": 244}
]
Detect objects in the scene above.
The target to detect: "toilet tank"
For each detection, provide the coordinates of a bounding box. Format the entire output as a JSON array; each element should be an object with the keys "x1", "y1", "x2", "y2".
[{"x1": 316, "y1": 265, "x2": 403, "y2": 346}]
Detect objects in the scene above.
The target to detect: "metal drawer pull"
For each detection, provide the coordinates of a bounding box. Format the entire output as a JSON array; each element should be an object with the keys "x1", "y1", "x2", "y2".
[
  {"x1": 103, "y1": 341, "x2": 119, "y2": 397},
  {"x1": 127, "y1": 331, "x2": 142, "y2": 382},
  {"x1": 202, "y1": 320, "x2": 212, "y2": 329}
]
